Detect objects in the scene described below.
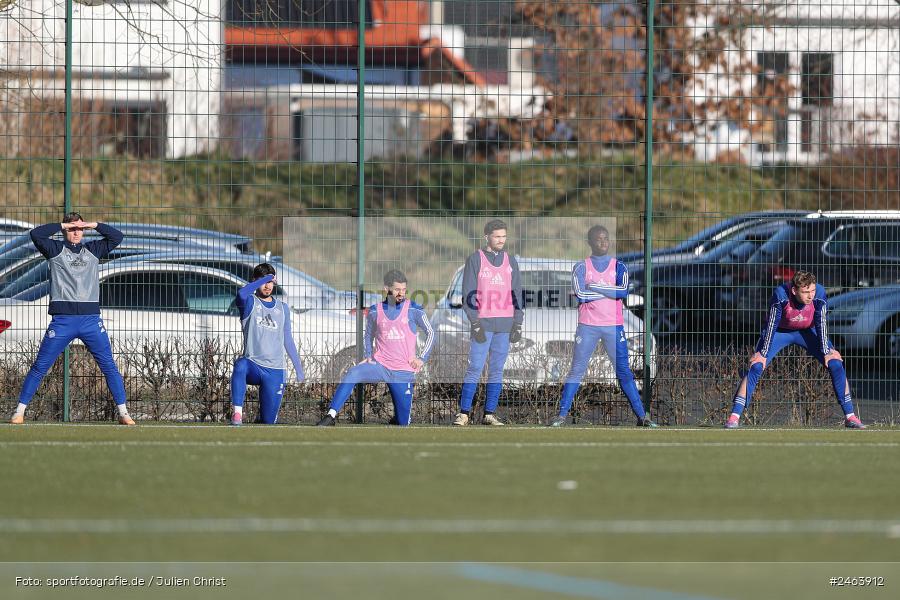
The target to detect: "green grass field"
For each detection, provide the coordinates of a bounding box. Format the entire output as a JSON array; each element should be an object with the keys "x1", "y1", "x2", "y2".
[{"x1": 2, "y1": 424, "x2": 899, "y2": 599}]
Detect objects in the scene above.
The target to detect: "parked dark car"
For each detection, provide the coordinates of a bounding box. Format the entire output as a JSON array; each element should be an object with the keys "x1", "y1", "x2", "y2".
[
  {"x1": 616, "y1": 210, "x2": 811, "y2": 263},
  {"x1": 627, "y1": 219, "x2": 788, "y2": 336},
  {"x1": 727, "y1": 217, "x2": 900, "y2": 331}
]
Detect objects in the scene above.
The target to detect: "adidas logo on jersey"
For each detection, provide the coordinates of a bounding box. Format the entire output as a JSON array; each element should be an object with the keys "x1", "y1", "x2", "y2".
[
  {"x1": 386, "y1": 327, "x2": 404, "y2": 341},
  {"x1": 65, "y1": 251, "x2": 87, "y2": 268},
  {"x1": 588, "y1": 274, "x2": 613, "y2": 286},
  {"x1": 255, "y1": 313, "x2": 278, "y2": 330},
  {"x1": 789, "y1": 313, "x2": 806, "y2": 322},
  {"x1": 490, "y1": 273, "x2": 505, "y2": 286}
]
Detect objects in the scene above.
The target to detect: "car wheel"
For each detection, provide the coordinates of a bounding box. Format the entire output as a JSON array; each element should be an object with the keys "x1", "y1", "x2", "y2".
[
  {"x1": 651, "y1": 294, "x2": 684, "y2": 336},
  {"x1": 324, "y1": 347, "x2": 358, "y2": 383},
  {"x1": 879, "y1": 317, "x2": 900, "y2": 361}
]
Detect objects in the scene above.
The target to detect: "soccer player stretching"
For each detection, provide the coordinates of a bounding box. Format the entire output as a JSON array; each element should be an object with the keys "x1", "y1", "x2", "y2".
[
  {"x1": 551, "y1": 225, "x2": 656, "y2": 427},
  {"x1": 316, "y1": 270, "x2": 434, "y2": 426},
  {"x1": 230, "y1": 263, "x2": 304, "y2": 425},
  {"x1": 725, "y1": 270, "x2": 864, "y2": 429},
  {"x1": 452, "y1": 219, "x2": 524, "y2": 426},
  {"x1": 11, "y1": 214, "x2": 133, "y2": 425}
]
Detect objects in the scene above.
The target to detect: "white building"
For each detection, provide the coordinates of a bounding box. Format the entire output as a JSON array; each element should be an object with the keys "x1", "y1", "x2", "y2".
[
  {"x1": 0, "y1": 0, "x2": 222, "y2": 158},
  {"x1": 687, "y1": 0, "x2": 900, "y2": 164}
]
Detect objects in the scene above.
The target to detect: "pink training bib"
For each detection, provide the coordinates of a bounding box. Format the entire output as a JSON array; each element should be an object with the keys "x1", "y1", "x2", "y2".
[
  {"x1": 476, "y1": 250, "x2": 514, "y2": 318},
  {"x1": 779, "y1": 299, "x2": 814, "y2": 330},
  {"x1": 578, "y1": 258, "x2": 624, "y2": 326},
  {"x1": 373, "y1": 301, "x2": 418, "y2": 372}
]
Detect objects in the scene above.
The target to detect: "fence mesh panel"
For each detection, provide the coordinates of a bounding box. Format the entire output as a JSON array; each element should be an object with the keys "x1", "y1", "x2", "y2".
[{"x1": 0, "y1": 0, "x2": 898, "y2": 425}]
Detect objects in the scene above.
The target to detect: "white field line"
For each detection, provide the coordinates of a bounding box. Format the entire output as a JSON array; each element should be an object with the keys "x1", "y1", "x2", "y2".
[
  {"x1": 0, "y1": 518, "x2": 898, "y2": 536},
  {"x1": 0, "y1": 440, "x2": 897, "y2": 449}
]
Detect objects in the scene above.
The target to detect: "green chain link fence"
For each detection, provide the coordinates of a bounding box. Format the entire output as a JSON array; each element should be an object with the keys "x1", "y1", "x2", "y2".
[{"x1": 1, "y1": 0, "x2": 898, "y2": 425}]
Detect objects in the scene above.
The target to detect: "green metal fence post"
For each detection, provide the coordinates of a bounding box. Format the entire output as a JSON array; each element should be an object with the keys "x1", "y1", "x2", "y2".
[
  {"x1": 642, "y1": 0, "x2": 655, "y2": 417},
  {"x1": 354, "y1": 0, "x2": 367, "y2": 424},
  {"x1": 62, "y1": 0, "x2": 74, "y2": 423}
]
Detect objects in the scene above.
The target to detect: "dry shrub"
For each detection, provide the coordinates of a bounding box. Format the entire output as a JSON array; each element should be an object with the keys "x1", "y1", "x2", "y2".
[{"x1": 0, "y1": 338, "x2": 870, "y2": 426}]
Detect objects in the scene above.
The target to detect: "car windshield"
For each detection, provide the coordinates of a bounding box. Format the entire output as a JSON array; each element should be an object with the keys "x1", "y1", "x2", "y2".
[
  {"x1": 0, "y1": 261, "x2": 49, "y2": 298},
  {"x1": 148, "y1": 257, "x2": 334, "y2": 298},
  {"x1": 668, "y1": 217, "x2": 760, "y2": 254},
  {"x1": 749, "y1": 226, "x2": 802, "y2": 263}
]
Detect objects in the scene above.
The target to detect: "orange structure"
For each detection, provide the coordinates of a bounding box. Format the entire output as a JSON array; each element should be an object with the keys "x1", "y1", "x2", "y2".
[{"x1": 227, "y1": 1, "x2": 428, "y2": 65}]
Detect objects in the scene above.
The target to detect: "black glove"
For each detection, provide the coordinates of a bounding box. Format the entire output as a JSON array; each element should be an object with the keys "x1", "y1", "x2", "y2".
[
  {"x1": 509, "y1": 323, "x2": 523, "y2": 344},
  {"x1": 470, "y1": 320, "x2": 487, "y2": 344}
]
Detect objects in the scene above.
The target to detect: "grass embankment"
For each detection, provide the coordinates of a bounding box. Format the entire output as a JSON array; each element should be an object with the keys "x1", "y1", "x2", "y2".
[{"x1": 1, "y1": 154, "x2": 850, "y2": 254}]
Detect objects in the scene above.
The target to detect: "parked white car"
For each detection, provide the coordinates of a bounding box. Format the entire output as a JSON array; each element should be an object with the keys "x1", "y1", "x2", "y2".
[
  {"x1": 0, "y1": 262, "x2": 358, "y2": 381},
  {"x1": 108, "y1": 250, "x2": 381, "y2": 312},
  {"x1": 428, "y1": 258, "x2": 656, "y2": 387}
]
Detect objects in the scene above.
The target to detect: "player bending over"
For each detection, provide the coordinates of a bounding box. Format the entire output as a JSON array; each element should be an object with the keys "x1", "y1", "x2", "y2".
[{"x1": 725, "y1": 270, "x2": 864, "y2": 429}]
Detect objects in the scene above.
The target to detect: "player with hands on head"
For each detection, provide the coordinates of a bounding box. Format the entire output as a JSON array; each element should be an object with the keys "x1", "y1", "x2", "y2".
[
  {"x1": 230, "y1": 263, "x2": 305, "y2": 425},
  {"x1": 11, "y1": 213, "x2": 133, "y2": 425}
]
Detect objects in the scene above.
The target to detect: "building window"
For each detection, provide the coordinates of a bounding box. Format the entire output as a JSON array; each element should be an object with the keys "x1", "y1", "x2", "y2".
[
  {"x1": 106, "y1": 103, "x2": 168, "y2": 158},
  {"x1": 755, "y1": 52, "x2": 790, "y2": 153},
  {"x1": 801, "y1": 53, "x2": 834, "y2": 107},
  {"x1": 799, "y1": 53, "x2": 834, "y2": 153}
]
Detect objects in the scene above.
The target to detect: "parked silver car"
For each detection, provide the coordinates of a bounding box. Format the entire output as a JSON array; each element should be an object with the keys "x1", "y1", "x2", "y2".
[
  {"x1": 827, "y1": 285, "x2": 900, "y2": 359},
  {"x1": 1, "y1": 262, "x2": 357, "y2": 381},
  {"x1": 0, "y1": 223, "x2": 255, "y2": 294},
  {"x1": 0, "y1": 218, "x2": 34, "y2": 243},
  {"x1": 0, "y1": 239, "x2": 220, "y2": 298}
]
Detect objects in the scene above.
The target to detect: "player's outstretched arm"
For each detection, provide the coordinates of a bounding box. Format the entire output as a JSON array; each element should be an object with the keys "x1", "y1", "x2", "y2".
[
  {"x1": 414, "y1": 304, "x2": 435, "y2": 364},
  {"x1": 282, "y1": 308, "x2": 305, "y2": 381},
  {"x1": 757, "y1": 289, "x2": 785, "y2": 358},
  {"x1": 362, "y1": 305, "x2": 377, "y2": 360},
  {"x1": 813, "y1": 285, "x2": 831, "y2": 357}
]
